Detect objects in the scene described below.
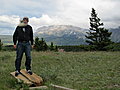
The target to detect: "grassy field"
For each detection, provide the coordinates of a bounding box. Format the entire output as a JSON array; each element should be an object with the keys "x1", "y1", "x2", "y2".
[{"x1": 0, "y1": 51, "x2": 120, "y2": 90}]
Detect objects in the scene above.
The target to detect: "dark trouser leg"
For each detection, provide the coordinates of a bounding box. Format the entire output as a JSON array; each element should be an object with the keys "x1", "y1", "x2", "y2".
[
  {"x1": 25, "y1": 42, "x2": 32, "y2": 70},
  {"x1": 15, "y1": 42, "x2": 24, "y2": 71}
]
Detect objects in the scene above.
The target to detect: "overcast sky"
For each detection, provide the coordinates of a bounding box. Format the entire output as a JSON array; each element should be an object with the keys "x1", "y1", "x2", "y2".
[{"x1": 0, "y1": 0, "x2": 120, "y2": 34}]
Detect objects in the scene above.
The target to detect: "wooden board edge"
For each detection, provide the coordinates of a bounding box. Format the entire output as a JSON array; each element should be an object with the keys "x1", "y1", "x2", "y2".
[
  {"x1": 20, "y1": 69, "x2": 43, "y2": 83},
  {"x1": 10, "y1": 72, "x2": 34, "y2": 85},
  {"x1": 29, "y1": 86, "x2": 48, "y2": 89},
  {"x1": 50, "y1": 84, "x2": 76, "y2": 90}
]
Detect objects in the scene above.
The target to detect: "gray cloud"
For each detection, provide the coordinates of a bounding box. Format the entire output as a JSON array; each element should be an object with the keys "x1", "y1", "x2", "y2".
[{"x1": 0, "y1": 0, "x2": 120, "y2": 35}]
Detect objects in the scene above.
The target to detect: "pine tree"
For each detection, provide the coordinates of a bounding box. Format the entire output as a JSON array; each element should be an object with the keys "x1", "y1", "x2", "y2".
[
  {"x1": 55, "y1": 45, "x2": 58, "y2": 52},
  {"x1": 0, "y1": 39, "x2": 3, "y2": 50},
  {"x1": 43, "y1": 42, "x2": 48, "y2": 51},
  {"x1": 34, "y1": 37, "x2": 48, "y2": 51},
  {"x1": 85, "y1": 8, "x2": 112, "y2": 50},
  {"x1": 34, "y1": 37, "x2": 40, "y2": 51},
  {"x1": 39, "y1": 38, "x2": 44, "y2": 51},
  {"x1": 50, "y1": 42, "x2": 54, "y2": 51}
]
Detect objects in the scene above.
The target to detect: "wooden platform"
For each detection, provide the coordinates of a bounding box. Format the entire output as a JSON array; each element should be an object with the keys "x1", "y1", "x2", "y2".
[{"x1": 10, "y1": 69, "x2": 43, "y2": 86}]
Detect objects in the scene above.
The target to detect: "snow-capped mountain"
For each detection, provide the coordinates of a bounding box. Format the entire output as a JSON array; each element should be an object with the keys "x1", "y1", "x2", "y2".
[
  {"x1": 35, "y1": 25, "x2": 87, "y2": 36},
  {"x1": 34, "y1": 25, "x2": 88, "y2": 45},
  {"x1": 0, "y1": 25, "x2": 119, "y2": 45},
  {"x1": 109, "y1": 27, "x2": 120, "y2": 43}
]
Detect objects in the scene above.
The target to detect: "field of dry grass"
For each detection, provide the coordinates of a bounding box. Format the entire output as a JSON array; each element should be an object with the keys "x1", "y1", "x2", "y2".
[{"x1": 0, "y1": 51, "x2": 120, "y2": 89}]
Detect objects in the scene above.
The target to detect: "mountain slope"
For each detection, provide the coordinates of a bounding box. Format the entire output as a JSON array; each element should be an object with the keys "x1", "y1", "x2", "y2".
[
  {"x1": 110, "y1": 27, "x2": 120, "y2": 43},
  {"x1": 34, "y1": 25, "x2": 88, "y2": 45},
  {"x1": 0, "y1": 25, "x2": 119, "y2": 45}
]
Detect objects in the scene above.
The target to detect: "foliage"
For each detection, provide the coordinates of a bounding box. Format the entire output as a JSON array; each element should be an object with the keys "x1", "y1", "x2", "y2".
[
  {"x1": 105, "y1": 43, "x2": 120, "y2": 51},
  {"x1": 34, "y1": 37, "x2": 58, "y2": 52},
  {"x1": 0, "y1": 39, "x2": 3, "y2": 50},
  {"x1": 2, "y1": 45, "x2": 15, "y2": 51},
  {"x1": 55, "y1": 45, "x2": 58, "y2": 52},
  {"x1": 58, "y1": 45, "x2": 97, "y2": 52},
  {"x1": 34, "y1": 37, "x2": 48, "y2": 51},
  {"x1": 85, "y1": 8, "x2": 112, "y2": 50},
  {"x1": 50, "y1": 42, "x2": 54, "y2": 51}
]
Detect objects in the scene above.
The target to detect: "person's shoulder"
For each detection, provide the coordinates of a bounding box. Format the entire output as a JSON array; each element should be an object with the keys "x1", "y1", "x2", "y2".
[
  {"x1": 27, "y1": 25, "x2": 32, "y2": 28},
  {"x1": 16, "y1": 26, "x2": 20, "y2": 29}
]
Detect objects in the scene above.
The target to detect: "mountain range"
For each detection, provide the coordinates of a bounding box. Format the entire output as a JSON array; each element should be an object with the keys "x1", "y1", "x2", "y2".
[
  {"x1": 34, "y1": 25, "x2": 88, "y2": 45},
  {"x1": 34, "y1": 25, "x2": 120, "y2": 45},
  {"x1": 109, "y1": 27, "x2": 120, "y2": 43},
  {"x1": 0, "y1": 25, "x2": 120, "y2": 45}
]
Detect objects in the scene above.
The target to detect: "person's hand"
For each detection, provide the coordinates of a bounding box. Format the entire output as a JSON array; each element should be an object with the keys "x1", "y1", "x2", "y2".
[
  {"x1": 32, "y1": 45, "x2": 34, "y2": 49},
  {"x1": 13, "y1": 45, "x2": 16, "y2": 49}
]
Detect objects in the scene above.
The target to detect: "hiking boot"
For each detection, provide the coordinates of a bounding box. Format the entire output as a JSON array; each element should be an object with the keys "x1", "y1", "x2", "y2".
[
  {"x1": 27, "y1": 70, "x2": 33, "y2": 75},
  {"x1": 15, "y1": 70, "x2": 20, "y2": 76}
]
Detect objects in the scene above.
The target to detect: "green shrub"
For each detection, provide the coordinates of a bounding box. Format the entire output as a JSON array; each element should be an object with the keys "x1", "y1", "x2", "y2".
[
  {"x1": 2, "y1": 45, "x2": 15, "y2": 51},
  {"x1": 58, "y1": 45, "x2": 97, "y2": 52},
  {"x1": 34, "y1": 37, "x2": 48, "y2": 51},
  {"x1": 50, "y1": 42, "x2": 54, "y2": 51},
  {"x1": 105, "y1": 43, "x2": 120, "y2": 51},
  {"x1": 0, "y1": 39, "x2": 3, "y2": 50}
]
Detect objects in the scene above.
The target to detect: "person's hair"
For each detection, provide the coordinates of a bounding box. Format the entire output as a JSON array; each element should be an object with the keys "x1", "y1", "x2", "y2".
[
  {"x1": 23, "y1": 17, "x2": 29, "y2": 22},
  {"x1": 20, "y1": 20, "x2": 23, "y2": 23}
]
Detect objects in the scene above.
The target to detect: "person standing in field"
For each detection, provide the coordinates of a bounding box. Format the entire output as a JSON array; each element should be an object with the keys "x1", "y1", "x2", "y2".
[{"x1": 13, "y1": 17, "x2": 34, "y2": 76}]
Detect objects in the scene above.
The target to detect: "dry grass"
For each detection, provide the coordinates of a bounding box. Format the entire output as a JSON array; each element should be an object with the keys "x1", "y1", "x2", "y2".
[{"x1": 0, "y1": 51, "x2": 120, "y2": 89}]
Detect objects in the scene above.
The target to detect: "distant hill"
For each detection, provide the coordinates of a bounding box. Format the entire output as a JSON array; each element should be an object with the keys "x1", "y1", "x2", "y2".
[
  {"x1": 110, "y1": 27, "x2": 120, "y2": 43},
  {"x1": 0, "y1": 25, "x2": 120, "y2": 45},
  {"x1": 34, "y1": 25, "x2": 88, "y2": 45},
  {"x1": 0, "y1": 35, "x2": 13, "y2": 45},
  {"x1": 35, "y1": 25, "x2": 120, "y2": 45}
]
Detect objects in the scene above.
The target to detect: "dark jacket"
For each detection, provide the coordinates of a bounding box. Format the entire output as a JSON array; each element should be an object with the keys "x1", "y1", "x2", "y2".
[{"x1": 13, "y1": 25, "x2": 33, "y2": 45}]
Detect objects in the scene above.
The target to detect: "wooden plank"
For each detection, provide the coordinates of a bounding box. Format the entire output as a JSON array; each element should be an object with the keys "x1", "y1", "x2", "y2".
[
  {"x1": 51, "y1": 84, "x2": 75, "y2": 90},
  {"x1": 29, "y1": 86, "x2": 48, "y2": 89},
  {"x1": 10, "y1": 72, "x2": 33, "y2": 86},
  {"x1": 20, "y1": 69, "x2": 43, "y2": 86},
  {"x1": 18, "y1": 86, "x2": 48, "y2": 90}
]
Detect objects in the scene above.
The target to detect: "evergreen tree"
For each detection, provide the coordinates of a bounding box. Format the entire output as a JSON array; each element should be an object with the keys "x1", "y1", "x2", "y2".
[
  {"x1": 34, "y1": 37, "x2": 48, "y2": 51},
  {"x1": 85, "y1": 8, "x2": 112, "y2": 50},
  {"x1": 0, "y1": 39, "x2": 3, "y2": 50},
  {"x1": 34, "y1": 37, "x2": 40, "y2": 51},
  {"x1": 55, "y1": 45, "x2": 58, "y2": 52},
  {"x1": 50, "y1": 42, "x2": 54, "y2": 51},
  {"x1": 39, "y1": 38, "x2": 44, "y2": 51},
  {"x1": 43, "y1": 42, "x2": 48, "y2": 51}
]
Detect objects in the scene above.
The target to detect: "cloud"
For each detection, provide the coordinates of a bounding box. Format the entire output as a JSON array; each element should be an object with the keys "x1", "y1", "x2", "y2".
[
  {"x1": 30, "y1": 14, "x2": 73, "y2": 30},
  {"x1": 0, "y1": 15, "x2": 19, "y2": 25},
  {"x1": 51, "y1": 0, "x2": 120, "y2": 28},
  {"x1": 0, "y1": 14, "x2": 65, "y2": 34},
  {"x1": 30, "y1": 15, "x2": 62, "y2": 29},
  {"x1": 0, "y1": 0, "x2": 120, "y2": 35},
  {"x1": 0, "y1": 15, "x2": 20, "y2": 35}
]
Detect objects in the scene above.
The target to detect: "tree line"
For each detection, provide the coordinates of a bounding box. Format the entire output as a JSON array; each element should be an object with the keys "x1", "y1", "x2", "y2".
[{"x1": 34, "y1": 37, "x2": 58, "y2": 51}]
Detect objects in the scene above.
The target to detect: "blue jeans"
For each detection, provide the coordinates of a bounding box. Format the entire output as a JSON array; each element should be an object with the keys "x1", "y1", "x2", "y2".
[{"x1": 15, "y1": 42, "x2": 32, "y2": 71}]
